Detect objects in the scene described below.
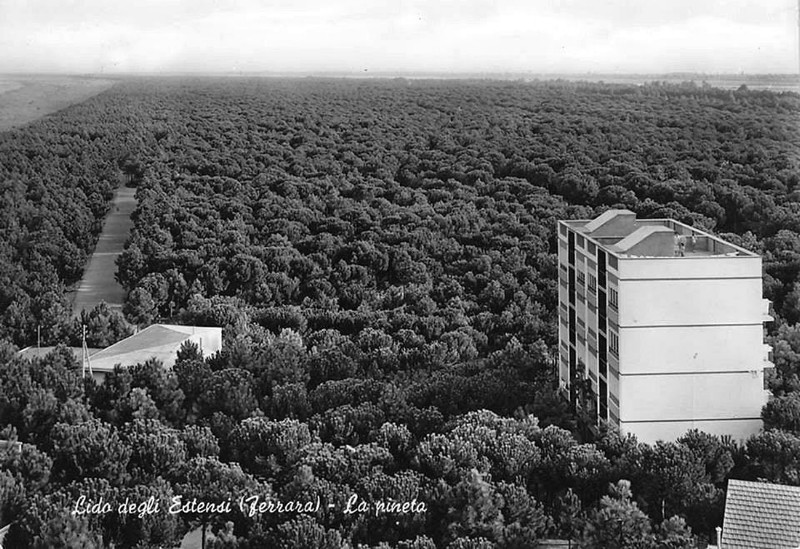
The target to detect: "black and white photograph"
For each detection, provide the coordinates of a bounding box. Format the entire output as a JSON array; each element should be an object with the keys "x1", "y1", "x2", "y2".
[{"x1": 0, "y1": 1, "x2": 798, "y2": 547}]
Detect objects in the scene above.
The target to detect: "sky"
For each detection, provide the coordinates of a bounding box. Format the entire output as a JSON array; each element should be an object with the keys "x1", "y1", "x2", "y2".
[{"x1": 0, "y1": 0, "x2": 797, "y2": 75}]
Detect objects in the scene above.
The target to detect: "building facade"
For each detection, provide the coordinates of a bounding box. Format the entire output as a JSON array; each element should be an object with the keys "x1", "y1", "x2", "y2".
[{"x1": 557, "y1": 210, "x2": 773, "y2": 443}]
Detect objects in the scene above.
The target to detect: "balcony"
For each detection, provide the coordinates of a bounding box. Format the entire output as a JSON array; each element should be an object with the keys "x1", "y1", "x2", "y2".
[
  {"x1": 762, "y1": 299, "x2": 775, "y2": 322},
  {"x1": 763, "y1": 343, "x2": 774, "y2": 369}
]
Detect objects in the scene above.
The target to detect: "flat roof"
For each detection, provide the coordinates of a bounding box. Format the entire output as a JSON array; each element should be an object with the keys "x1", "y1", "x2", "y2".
[{"x1": 560, "y1": 209, "x2": 758, "y2": 259}]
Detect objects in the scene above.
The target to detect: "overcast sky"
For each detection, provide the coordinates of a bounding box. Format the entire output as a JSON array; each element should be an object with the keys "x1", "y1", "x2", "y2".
[{"x1": 0, "y1": 0, "x2": 797, "y2": 74}]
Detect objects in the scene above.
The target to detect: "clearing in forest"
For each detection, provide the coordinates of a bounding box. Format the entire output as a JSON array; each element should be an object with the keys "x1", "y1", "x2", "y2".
[{"x1": 0, "y1": 75, "x2": 115, "y2": 132}]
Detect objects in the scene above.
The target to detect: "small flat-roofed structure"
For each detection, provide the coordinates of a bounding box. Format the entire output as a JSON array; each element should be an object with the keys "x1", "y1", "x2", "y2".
[
  {"x1": 720, "y1": 479, "x2": 800, "y2": 548},
  {"x1": 88, "y1": 324, "x2": 222, "y2": 380},
  {"x1": 17, "y1": 325, "x2": 222, "y2": 382}
]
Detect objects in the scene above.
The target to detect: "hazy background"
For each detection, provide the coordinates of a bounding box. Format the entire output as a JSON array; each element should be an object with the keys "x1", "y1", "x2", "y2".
[{"x1": 0, "y1": 0, "x2": 797, "y2": 75}]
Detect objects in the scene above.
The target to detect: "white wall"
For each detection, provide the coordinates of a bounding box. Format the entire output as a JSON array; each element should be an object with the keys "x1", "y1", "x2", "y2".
[
  {"x1": 617, "y1": 325, "x2": 766, "y2": 374},
  {"x1": 612, "y1": 258, "x2": 768, "y2": 443},
  {"x1": 188, "y1": 327, "x2": 223, "y2": 358},
  {"x1": 617, "y1": 256, "x2": 761, "y2": 280},
  {"x1": 618, "y1": 278, "x2": 764, "y2": 327},
  {"x1": 622, "y1": 418, "x2": 763, "y2": 444},
  {"x1": 618, "y1": 372, "x2": 767, "y2": 423}
]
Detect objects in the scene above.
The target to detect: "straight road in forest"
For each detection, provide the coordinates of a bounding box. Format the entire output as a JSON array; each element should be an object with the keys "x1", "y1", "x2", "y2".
[{"x1": 71, "y1": 186, "x2": 136, "y2": 316}]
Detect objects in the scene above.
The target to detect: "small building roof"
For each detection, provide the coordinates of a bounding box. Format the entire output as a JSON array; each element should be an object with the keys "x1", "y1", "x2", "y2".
[
  {"x1": 89, "y1": 324, "x2": 221, "y2": 373},
  {"x1": 612, "y1": 225, "x2": 673, "y2": 254},
  {"x1": 17, "y1": 346, "x2": 101, "y2": 361},
  {"x1": 722, "y1": 479, "x2": 800, "y2": 549},
  {"x1": 583, "y1": 208, "x2": 636, "y2": 234}
]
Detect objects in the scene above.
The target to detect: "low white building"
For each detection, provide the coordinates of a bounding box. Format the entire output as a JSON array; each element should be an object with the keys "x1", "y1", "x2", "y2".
[
  {"x1": 557, "y1": 210, "x2": 773, "y2": 443},
  {"x1": 18, "y1": 324, "x2": 222, "y2": 382},
  {"x1": 86, "y1": 324, "x2": 222, "y2": 381}
]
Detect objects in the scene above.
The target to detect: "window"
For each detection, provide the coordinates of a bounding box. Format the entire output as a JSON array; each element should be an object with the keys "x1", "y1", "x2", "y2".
[
  {"x1": 609, "y1": 331, "x2": 619, "y2": 358},
  {"x1": 599, "y1": 378, "x2": 608, "y2": 421},
  {"x1": 598, "y1": 290, "x2": 607, "y2": 329},
  {"x1": 588, "y1": 274, "x2": 597, "y2": 294},
  {"x1": 577, "y1": 270, "x2": 586, "y2": 286},
  {"x1": 609, "y1": 288, "x2": 618, "y2": 311},
  {"x1": 568, "y1": 232, "x2": 575, "y2": 264},
  {"x1": 569, "y1": 268, "x2": 576, "y2": 305},
  {"x1": 598, "y1": 250, "x2": 607, "y2": 287},
  {"x1": 577, "y1": 235, "x2": 585, "y2": 248},
  {"x1": 569, "y1": 307, "x2": 576, "y2": 329}
]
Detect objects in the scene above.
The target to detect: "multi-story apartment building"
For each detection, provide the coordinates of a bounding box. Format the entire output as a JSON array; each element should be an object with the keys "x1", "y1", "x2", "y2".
[{"x1": 557, "y1": 209, "x2": 773, "y2": 443}]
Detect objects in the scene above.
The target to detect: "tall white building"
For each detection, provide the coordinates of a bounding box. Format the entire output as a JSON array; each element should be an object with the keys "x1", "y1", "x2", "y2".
[{"x1": 557, "y1": 210, "x2": 773, "y2": 443}]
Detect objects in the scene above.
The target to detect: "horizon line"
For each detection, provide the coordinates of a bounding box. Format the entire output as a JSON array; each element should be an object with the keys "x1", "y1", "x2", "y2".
[{"x1": 2, "y1": 70, "x2": 799, "y2": 79}]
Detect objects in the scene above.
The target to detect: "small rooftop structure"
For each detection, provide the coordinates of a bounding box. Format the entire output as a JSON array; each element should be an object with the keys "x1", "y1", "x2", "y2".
[
  {"x1": 562, "y1": 209, "x2": 757, "y2": 259},
  {"x1": 583, "y1": 208, "x2": 637, "y2": 236},
  {"x1": 720, "y1": 479, "x2": 800, "y2": 548},
  {"x1": 613, "y1": 225, "x2": 675, "y2": 256}
]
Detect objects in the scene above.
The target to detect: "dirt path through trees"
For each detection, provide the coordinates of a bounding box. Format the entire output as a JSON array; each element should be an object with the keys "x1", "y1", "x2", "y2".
[{"x1": 71, "y1": 186, "x2": 136, "y2": 316}]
